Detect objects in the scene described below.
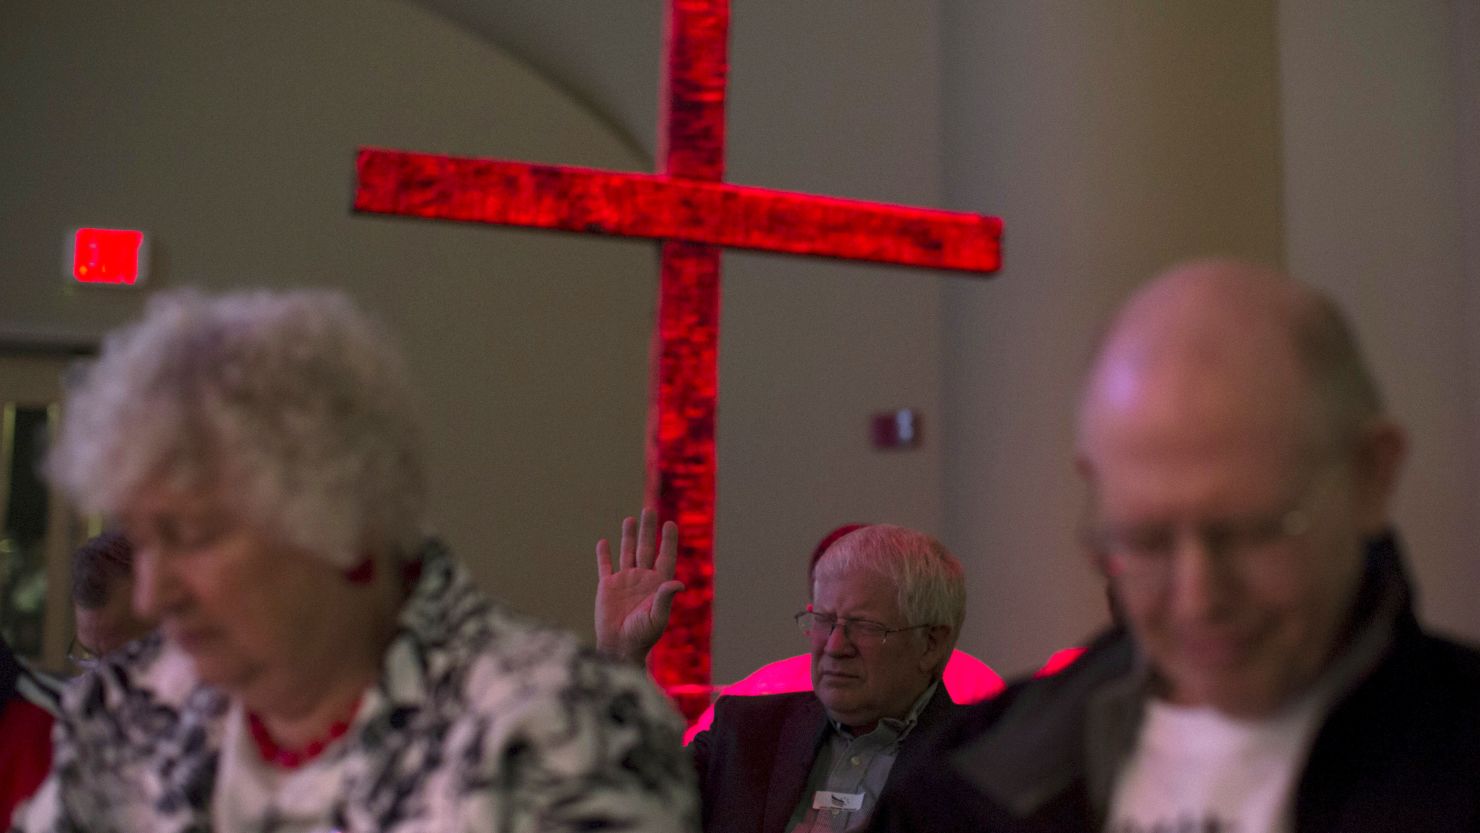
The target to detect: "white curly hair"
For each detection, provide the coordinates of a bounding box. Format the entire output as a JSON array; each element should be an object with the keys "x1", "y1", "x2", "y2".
[
  {"x1": 812, "y1": 524, "x2": 966, "y2": 657},
  {"x1": 46, "y1": 288, "x2": 426, "y2": 568}
]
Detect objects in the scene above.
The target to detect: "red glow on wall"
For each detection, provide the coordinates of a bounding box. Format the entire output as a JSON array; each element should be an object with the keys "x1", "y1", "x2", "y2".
[
  {"x1": 72, "y1": 228, "x2": 145, "y2": 285},
  {"x1": 682, "y1": 650, "x2": 1006, "y2": 744},
  {"x1": 1035, "y1": 646, "x2": 1087, "y2": 677},
  {"x1": 351, "y1": 0, "x2": 1005, "y2": 723}
]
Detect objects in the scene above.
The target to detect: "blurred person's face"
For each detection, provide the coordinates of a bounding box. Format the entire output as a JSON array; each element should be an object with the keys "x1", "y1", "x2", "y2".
[
  {"x1": 73, "y1": 582, "x2": 152, "y2": 661},
  {"x1": 1078, "y1": 370, "x2": 1397, "y2": 717},
  {"x1": 117, "y1": 478, "x2": 368, "y2": 704},
  {"x1": 808, "y1": 565, "x2": 946, "y2": 734}
]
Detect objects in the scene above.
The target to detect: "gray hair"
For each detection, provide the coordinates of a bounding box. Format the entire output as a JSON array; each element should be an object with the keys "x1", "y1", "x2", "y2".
[
  {"x1": 812, "y1": 524, "x2": 966, "y2": 641},
  {"x1": 46, "y1": 289, "x2": 425, "y2": 568}
]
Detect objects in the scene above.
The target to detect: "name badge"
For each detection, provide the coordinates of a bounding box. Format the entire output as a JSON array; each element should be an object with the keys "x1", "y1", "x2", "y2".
[{"x1": 812, "y1": 791, "x2": 865, "y2": 811}]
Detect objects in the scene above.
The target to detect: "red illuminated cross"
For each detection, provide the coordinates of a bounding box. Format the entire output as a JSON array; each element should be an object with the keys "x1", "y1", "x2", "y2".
[{"x1": 354, "y1": 0, "x2": 1002, "y2": 720}]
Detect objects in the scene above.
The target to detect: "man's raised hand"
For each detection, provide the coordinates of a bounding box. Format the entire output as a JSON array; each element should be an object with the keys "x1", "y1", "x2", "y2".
[{"x1": 594, "y1": 509, "x2": 683, "y2": 665}]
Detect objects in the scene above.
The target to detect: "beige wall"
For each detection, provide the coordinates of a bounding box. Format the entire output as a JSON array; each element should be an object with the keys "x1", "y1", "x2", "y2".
[
  {"x1": 1279, "y1": 0, "x2": 1480, "y2": 643},
  {"x1": 0, "y1": 0, "x2": 658, "y2": 639},
  {"x1": 934, "y1": 0, "x2": 1480, "y2": 675},
  {"x1": 938, "y1": 1, "x2": 1288, "y2": 674},
  {"x1": 3, "y1": 0, "x2": 1475, "y2": 685},
  {"x1": 0, "y1": 0, "x2": 956, "y2": 682},
  {"x1": 711, "y1": 4, "x2": 951, "y2": 679}
]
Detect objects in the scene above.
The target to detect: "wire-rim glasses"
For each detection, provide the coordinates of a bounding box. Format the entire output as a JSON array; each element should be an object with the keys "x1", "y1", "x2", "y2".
[
  {"x1": 794, "y1": 611, "x2": 930, "y2": 648},
  {"x1": 1083, "y1": 506, "x2": 1313, "y2": 591}
]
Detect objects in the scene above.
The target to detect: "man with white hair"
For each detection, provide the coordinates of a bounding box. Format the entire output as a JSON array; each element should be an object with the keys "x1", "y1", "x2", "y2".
[
  {"x1": 597, "y1": 517, "x2": 966, "y2": 833},
  {"x1": 872, "y1": 259, "x2": 1480, "y2": 832}
]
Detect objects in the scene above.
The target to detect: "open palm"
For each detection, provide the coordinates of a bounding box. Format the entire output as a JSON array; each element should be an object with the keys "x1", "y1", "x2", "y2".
[{"x1": 595, "y1": 510, "x2": 684, "y2": 664}]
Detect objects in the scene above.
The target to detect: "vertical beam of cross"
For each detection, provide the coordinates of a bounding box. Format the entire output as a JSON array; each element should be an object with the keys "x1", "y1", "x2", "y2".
[
  {"x1": 352, "y1": 0, "x2": 1002, "y2": 721},
  {"x1": 644, "y1": 0, "x2": 728, "y2": 719}
]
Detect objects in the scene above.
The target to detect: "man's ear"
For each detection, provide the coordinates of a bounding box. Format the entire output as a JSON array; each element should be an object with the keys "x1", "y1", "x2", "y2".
[
  {"x1": 918, "y1": 625, "x2": 953, "y2": 675},
  {"x1": 1351, "y1": 419, "x2": 1406, "y2": 536}
]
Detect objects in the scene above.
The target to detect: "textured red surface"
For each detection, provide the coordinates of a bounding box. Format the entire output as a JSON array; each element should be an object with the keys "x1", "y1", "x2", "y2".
[
  {"x1": 660, "y1": 0, "x2": 728, "y2": 182},
  {"x1": 647, "y1": 0, "x2": 728, "y2": 722},
  {"x1": 354, "y1": 153, "x2": 1002, "y2": 273},
  {"x1": 646, "y1": 241, "x2": 720, "y2": 719},
  {"x1": 352, "y1": 0, "x2": 1003, "y2": 722}
]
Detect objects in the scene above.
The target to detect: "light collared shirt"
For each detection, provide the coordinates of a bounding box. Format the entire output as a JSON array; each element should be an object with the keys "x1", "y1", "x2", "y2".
[{"x1": 786, "y1": 681, "x2": 940, "y2": 833}]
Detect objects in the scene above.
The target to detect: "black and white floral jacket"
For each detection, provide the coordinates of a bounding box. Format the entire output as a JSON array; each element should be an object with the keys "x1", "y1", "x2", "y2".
[{"x1": 14, "y1": 541, "x2": 697, "y2": 833}]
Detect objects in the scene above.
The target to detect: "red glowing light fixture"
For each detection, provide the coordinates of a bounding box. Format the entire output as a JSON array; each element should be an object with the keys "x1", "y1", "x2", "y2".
[
  {"x1": 351, "y1": 0, "x2": 1005, "y2": 721},
  {"x1": 71, "y1": 227, "x2": 147, "y2": 285}
]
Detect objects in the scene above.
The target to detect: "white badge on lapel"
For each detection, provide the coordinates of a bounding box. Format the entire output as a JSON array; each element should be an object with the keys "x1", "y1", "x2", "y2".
[{"x1": 812, "y1": 791, "x2": 864, "y2": 811}]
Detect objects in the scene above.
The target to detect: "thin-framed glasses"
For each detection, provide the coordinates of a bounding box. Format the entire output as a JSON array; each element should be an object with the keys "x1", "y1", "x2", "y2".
[
  {"x1": 1082, "y1": 507, "x2": 1312, "y2": 591},
  {"x1": 794, "y1": 611, "x2": 929, "y2": 648},
  {"x1": 68, "y1": 634, "x2": 100, "y2": 670}
]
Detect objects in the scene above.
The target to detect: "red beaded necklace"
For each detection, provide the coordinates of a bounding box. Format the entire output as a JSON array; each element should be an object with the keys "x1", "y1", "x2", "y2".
[
  {"x1": 244, "y1": 556, "x2": 418, "y2": 770},
  {"x1": 246, "y1": 694, "x2": 362, "y2": 770}
]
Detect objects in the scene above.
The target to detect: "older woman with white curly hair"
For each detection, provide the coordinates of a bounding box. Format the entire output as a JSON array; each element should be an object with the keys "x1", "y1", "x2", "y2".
[{"x1": 14, "y1": 289, "x2": 696, "y2": 833}]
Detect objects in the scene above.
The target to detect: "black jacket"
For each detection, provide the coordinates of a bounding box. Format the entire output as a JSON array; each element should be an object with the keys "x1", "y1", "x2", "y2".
[
  {"x1": 692, "y1": 683, "x2": 958, "y2": 833},
  {"x1": 870, "y1": 534, "x2": 1480, "y2": 832}
]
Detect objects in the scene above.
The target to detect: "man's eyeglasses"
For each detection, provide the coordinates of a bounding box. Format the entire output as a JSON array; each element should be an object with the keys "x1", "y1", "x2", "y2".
[
  {"x1": 1082, "y1": 507, "x2": 1312, "y2": 591},
  {"x1": 794, "y1": 611, "x2": 929, "y2": 648},
  {"x1": 68, "y1": 635, "x2": 100, "y2": 671}
]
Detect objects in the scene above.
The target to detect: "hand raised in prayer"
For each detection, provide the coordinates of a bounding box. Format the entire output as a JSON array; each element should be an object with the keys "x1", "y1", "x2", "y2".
[{"x1": 594, "y1": 509, "x2": 684, "y2": 665}]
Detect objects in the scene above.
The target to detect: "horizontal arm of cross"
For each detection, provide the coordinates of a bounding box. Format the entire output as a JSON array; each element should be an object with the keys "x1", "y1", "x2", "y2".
[{"x1": 355, "y1": 148, "x2": 1002, "y2": 274}]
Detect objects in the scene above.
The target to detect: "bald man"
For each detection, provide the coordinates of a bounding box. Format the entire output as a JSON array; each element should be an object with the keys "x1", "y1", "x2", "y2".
[{"x1": 872, "y1": 260, "x2": 1480, "y2": 832}]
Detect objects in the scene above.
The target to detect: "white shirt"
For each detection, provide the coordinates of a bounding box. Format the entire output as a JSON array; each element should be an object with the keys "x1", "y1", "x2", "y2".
[{"x1": 1106, "y1": 693, "x2": 1327, "y2": 833}]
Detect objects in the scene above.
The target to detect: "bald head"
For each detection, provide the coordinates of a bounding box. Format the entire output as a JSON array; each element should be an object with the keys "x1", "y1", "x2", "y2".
[
  {"x1": 1075, "y1": 258, "x2": 1405, "y2": 716},
  {"x1": 1080, "y1": 259, "x2": 1382, "y2": 459}
]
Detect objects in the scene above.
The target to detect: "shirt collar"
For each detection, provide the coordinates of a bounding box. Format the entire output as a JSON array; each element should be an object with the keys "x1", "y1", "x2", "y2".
[{"x1": 828, "y1": 678, "x2": 941, "y2": 741}]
